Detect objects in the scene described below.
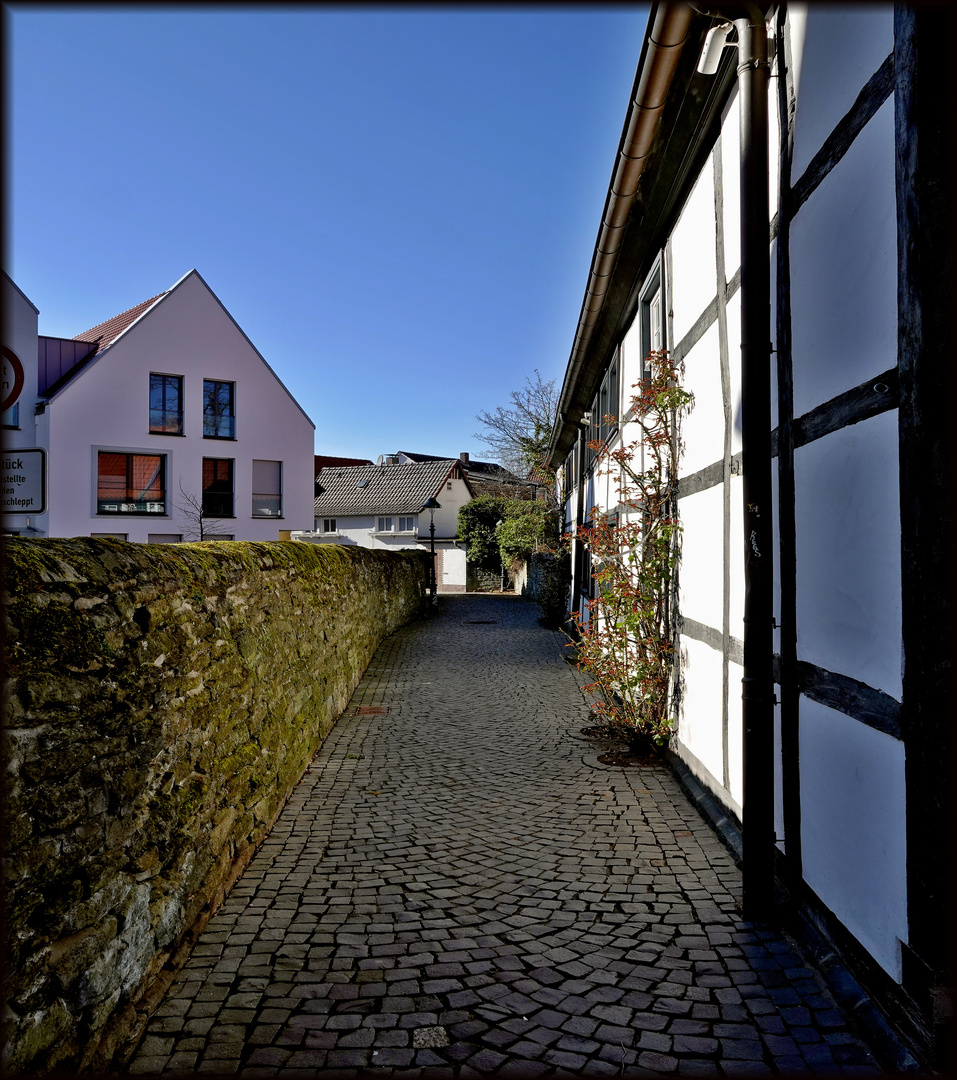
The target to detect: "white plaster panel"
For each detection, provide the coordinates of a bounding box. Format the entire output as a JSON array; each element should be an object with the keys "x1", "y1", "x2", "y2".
[
  {"x1": 728, "y1": 474, "x2": 745, "y2": 645},
  {"x1": 799, "y1": 697, "x2": 907, "y2": 981},
  {"x1": 794, "y1": 410, "x2": 902, "y2": 698},
  {"x1": 727, "y1": 658, "x2": 743, "y2": 809},
  {"x1": 677, "y1": 634, "x2": 725, "y2": 787},
  {"x1": 678, "y1": 484, "x2": 724, "y2": 633},
  {"x1": 718, "y1": 70, "x2": 778, "y2": 282},
  {"x1": 719, "y1": 93, "x2": 741, "y2": 282},
  {"x1": 620, "y1": 316, "x2": 645, "y2": 396},
  {"x1": 773, "y1": 699, "x2": 785, "y2": 849},
  {"x1": 768, "y1": 49, "x2": 782, "y2": 224},
  {"x1": 670, "y1": 154, "x2": 717, "y2": 348},
  {"x1": 790, "y1": 97, "x2": 897, "y2": 418},
  {"x1": 725, "y1": 293, "x2": 743, "y2": 458},
  {"x1": 771, "y1": 463, "x2": 781, "y2": 657},
  {"x1": 768, "y1": 240, "x2": 779, "y2": 434},
  {"x1": 788, "y1": 5, "x2": 895, "y2": 182},
  {"x1": 679, "y1": 322, "x2": 723, "y2": 478}
]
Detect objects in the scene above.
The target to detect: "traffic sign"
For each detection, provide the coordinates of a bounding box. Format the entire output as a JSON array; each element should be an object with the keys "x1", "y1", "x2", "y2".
[{"x1": 2, "y1": 346, "x2": 25, "y2": 413}]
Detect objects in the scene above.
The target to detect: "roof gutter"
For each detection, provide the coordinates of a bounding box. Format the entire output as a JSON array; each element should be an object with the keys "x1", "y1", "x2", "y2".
[{"x1": 549, "y1": 1, "x2": 695, "y2": 466}]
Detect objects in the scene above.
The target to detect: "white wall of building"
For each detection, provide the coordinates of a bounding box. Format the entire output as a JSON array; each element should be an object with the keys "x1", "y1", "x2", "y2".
[
  {"x1": 789, "y1": 96, "x2": 898, "y2": 417},
  {"x1": 16, "y1": 272, "x2": 314, "y2": 542},
  {"x1": 794, "y1": 411, "x2": 902, "y2": 699},
  {"x1": 799, "y1": 698, "x2": 908, "y2": 980},
  {"x1": 561, "y1": 5, "x2": 908, "y2": 991},
  {"x1": 787, "y1": 4, "x2": 895, "y2": 182}
]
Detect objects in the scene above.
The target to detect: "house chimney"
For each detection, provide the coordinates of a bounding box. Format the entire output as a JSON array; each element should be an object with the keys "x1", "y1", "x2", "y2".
[{"x1": 460, "y1": 452, "x2": 470, "y2": 463}]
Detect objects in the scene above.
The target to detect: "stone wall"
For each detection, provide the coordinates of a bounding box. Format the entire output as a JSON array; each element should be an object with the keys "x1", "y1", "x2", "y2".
[
  {"x1": 519, "y1": 550, "x2": 571, "y2": 628},
  {"x1": 2, "y1": 537, "x2": 429, "y2": 1075}
]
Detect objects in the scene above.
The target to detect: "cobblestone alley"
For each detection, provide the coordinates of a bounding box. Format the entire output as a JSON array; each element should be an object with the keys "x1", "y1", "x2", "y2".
[{"x1": 128, "y1": 594, "x2": 887, "y2": 1077}]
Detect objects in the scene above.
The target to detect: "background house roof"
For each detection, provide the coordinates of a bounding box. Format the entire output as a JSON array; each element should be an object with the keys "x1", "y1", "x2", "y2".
[
  {"x1": 396, "y1": 450, "x2": 534, "y2": 489},
  {"x1": 314, "y1": 459, "x2": 470, "y2": 517},
  {"x1": 315, "y1": 455, "x2": 374, "y2": 476},
  {"x1": 73, "y1": 291, "x2": 167, "y2": 354}
]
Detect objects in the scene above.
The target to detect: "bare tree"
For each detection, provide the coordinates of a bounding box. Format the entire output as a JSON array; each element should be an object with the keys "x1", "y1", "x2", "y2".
[
  {"x1": 176, "y1": 480, "x2": 233, "y2": 541},
  {"x1": 474, "y1": 369, "x2": 558, "y2": 477}
]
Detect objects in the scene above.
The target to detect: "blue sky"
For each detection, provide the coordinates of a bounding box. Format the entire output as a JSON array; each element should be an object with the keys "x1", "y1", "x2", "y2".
[{"x1": 8, "y1": 6, "x2": 649, "y2": 461}]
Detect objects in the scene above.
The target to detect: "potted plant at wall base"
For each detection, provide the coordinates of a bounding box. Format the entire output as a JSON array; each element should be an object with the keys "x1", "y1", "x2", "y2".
[{"x1": 571, "y1": 350, "x2": 693, "y2": 765}]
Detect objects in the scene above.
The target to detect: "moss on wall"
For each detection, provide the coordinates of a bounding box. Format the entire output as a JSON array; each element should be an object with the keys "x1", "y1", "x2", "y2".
[{"x1": 2, "y1": 537, "x2": 429, "y2": 1074}]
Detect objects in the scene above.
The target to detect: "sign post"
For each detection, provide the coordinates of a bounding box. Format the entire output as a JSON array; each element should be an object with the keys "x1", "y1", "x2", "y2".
[{"x1": 2, "y1": 449, "x2": 46, "y2": 516}]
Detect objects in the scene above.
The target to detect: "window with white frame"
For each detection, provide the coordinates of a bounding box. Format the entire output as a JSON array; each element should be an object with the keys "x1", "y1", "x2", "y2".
[
  {"x1": 585, "y1": 349, "x2": 620, "y2": 471},
  {"x1": 251, "y1": 459, "x2": 282, "y2": 517},
  {"x1": 398, "y1": 516, "x2": 417, "y2": 533},
  {"x1": 322, "y1": 518, "x2": 337, "y2": 534},
  {"x1": 376, "y1": 517, "x2": 394, "y2": 533},
  {"x1": 639, "y1": 257, "x2": 665, "y2": 380}
]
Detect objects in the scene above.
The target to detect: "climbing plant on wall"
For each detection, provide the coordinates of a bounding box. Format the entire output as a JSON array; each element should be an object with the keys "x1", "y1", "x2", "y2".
[{"x1": 573, "y1": 350, "x2": 693, "y2": 752}]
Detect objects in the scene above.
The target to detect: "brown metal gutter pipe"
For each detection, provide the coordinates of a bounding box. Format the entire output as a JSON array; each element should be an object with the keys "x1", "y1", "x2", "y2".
[
  {"x1": 693, "y1": 0, "x2": 776, "y2": 917},
  {"x1": 734, "y1": 11, "x2": 775, "y2": 920},
  {"x1": 553, "y1": 2, "x2": 694, "y2": 455},
  {"x1": 691, "y1": 0, "x2": 776, "y2": 916}
]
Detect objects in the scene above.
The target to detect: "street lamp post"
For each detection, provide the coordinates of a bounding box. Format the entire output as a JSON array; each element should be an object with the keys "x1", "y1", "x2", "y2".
[{"x1": 421, "y1": 497, "x2": 441, "y2": 605}]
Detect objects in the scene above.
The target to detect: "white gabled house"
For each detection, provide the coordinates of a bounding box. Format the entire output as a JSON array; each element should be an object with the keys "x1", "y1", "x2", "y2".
[
  {"x1": 2, "y1": 269, "x2": 315, "y2": 542},
  {"x1": 547, "y1": 4, "x2": 952, "y2": 1069},
  {"x1": 296, "y1": 456, "x2": 474, "y2": 592}
]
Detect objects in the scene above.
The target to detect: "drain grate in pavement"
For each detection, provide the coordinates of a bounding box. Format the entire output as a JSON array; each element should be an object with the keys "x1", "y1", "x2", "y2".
[{"x1": 354, "y1": 706, "x2": 390, "y2": 716}]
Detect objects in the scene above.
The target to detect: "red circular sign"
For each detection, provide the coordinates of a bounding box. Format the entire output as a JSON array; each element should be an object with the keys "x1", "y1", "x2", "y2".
[{"x1": 2, "y1": 345, "x2": 25, "y2": 413}]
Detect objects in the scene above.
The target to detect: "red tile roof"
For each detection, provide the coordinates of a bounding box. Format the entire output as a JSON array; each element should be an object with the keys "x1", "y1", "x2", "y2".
[
  {"x1": 315, "y1": 454, "x2": 374, "y2": 475},
  {"x1": 73, "y1": 291, "x2": 167, "y2": 354}
]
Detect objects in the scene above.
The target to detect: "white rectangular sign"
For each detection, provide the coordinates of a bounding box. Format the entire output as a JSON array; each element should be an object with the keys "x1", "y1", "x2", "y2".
[{"x1": 2, "y1": 448, "x2": 46, "y2": 514}]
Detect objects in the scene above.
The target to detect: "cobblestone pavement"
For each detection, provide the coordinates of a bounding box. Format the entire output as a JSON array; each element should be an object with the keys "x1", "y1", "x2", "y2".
[{"x1": 129, "y1": 594, "x2": 884, "y2": 1077}]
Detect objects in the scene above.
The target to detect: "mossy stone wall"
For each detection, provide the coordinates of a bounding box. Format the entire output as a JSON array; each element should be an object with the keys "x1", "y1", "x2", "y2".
[
  {"x1": 2, "y1": 537, "x2": 429, "y2": 1075},
  {"x1": 521, "y1": 551, "x2": 571, "y2": 628}
]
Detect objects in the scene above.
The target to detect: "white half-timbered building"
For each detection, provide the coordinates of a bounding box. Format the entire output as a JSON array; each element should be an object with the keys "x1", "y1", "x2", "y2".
[{"x1": 547, "y1": 4, "x2": 952, "y2": 1068}]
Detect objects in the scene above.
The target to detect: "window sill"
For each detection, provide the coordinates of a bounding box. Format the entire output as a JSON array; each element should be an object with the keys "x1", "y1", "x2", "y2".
[
  {"x1": 149, "y1": 430, "x2": 185, "y2": 437},
  {"x1": 252, "y1": 515, "x2": 284, "y2": 520},
  {"x1": 203, "y1": 435, "x2": 237, "y2": 441}
]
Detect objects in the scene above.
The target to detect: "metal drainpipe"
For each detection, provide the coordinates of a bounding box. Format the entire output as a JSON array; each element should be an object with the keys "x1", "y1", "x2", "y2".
[
  {"x1": 694, "y1": 2, "x2": 775, "y2": 917},
  {"x1": 733, "y1": 8, "x2": 775, "y2": 918}
]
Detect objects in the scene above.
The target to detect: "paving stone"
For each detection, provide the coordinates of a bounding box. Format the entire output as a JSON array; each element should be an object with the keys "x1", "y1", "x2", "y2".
[{"x1": 124, "y1": 595, "x2": 886, "y2": 1079}]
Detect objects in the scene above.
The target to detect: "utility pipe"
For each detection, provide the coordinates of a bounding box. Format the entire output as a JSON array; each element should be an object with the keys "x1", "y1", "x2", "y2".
[
  {"x1": 734, "y1": 10, "x2": 775, "y2": 919},
  {"x1": 694, "y1": 1, "x2": 775, "y2": 916}
]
